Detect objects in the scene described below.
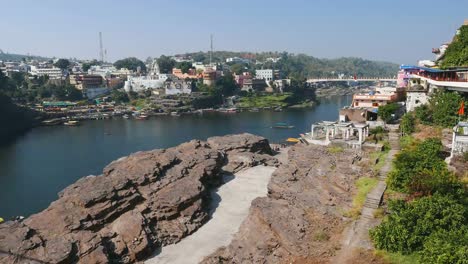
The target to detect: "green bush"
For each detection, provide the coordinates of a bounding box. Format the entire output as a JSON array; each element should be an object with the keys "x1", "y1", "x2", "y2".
[
  {"x1": 428, "y1": 90, "x2": 463, "y2": 127},
  {"x1": 419, "y1": 227, "x2": 468, "y2": 264},
  {"x1": 400, "y1": 113, "x2": 415, "y2": 135},
  {"x1": 407, "y1": 168, "x2": 465, "y2": 198},
  {"x1": 370, "y1": 194, "x2": 466, "y2": 254},
  {"x1": 378, "y1": 103, "x2": 399, "y2": 123},
  {"x1": 387, "y1": 138, "x2": 446, "y2": 192},
  {"x1": 414, "y1": 105, "x2": 432, "y2": 125}
]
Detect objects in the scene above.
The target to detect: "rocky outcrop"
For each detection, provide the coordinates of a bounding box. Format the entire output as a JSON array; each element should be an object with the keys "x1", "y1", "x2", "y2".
[
  {"x1": 203, "y1": 144, "x2": 368, "y2": 263},
  {"x1": 0, "y1": 133, "x2": 275, "y2": 264}
]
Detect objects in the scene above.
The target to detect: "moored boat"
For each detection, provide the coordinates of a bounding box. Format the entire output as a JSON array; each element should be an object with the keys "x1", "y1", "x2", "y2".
[
  {"x1": 64, "y1": 120, "x2": 80, "y2": 126},
  {"x1": 272, "y1": 122, "x2": 294, "y2": 129},
  {"x1": 135, "y1": 115, "x2": 148, "y2": 120}
]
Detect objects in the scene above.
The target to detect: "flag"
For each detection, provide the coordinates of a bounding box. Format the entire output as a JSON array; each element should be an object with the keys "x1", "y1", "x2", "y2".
[{"x1": 459, "y1": 101, "x2": 465, "y2": 116}]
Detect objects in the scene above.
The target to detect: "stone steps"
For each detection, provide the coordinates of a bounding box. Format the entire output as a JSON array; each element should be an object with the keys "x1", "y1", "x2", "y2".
[{"x1": 364, "y1": 198, "x2": 381, "y2": 209}]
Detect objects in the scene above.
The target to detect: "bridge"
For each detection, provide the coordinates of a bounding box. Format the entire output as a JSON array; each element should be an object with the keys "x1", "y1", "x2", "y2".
[{"x1": 307, "y1": 77, "x2": 397, "y2": 83}]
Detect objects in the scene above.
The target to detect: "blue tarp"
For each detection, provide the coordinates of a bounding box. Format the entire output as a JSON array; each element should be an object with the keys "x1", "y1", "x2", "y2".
[{"x1": 399, "y1": 65, "x2": 444, "y2": 73}]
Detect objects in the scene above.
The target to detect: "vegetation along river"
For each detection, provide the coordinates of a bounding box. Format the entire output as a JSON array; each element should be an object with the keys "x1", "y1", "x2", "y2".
[{"x1": 0, "y1": 95, "x2": 351, "y2": 219}]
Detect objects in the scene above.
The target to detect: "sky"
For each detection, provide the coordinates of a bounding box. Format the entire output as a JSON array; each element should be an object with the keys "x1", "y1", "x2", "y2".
[{"x1": 1, "y1": 0, "x2": 467, "y2": 64}]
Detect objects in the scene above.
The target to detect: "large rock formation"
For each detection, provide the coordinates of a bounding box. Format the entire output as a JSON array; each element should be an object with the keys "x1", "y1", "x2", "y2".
[
  {"x1": 0, "y1": 133, "x2": 275, "y2": 264},
  {"x1": 203, "y1": 144, "x2": 369, "y2": 263}
]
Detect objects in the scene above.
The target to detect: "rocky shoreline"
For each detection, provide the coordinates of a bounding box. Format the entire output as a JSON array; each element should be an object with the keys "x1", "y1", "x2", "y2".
[
  {"x1": 0, "y1": 134, "x2": 277, "y2": 263},
  {"x1": 0, "y1": 134, "x2": 375, "y2": 264}
]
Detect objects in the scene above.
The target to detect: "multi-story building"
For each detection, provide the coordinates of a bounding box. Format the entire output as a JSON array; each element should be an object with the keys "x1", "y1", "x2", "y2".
[
  {"x1": 234, "y1": 72, "x2": 252, "y2": 88},
  {"x1": 29, "y1": 66, "x2": 63, "y2": 79},
  {"x1": 203, "y1": 68, "x2": 216, "y2": 86},
  {"x1": 69, "y1": 74, "x2": 108, "y2": 99},
  {"x1": 255, "y1": 69, "x2": 274, "y2": 82},
  {"x1": 69, "y1": 74, "x2": 104, "y2": 90},
  {"x1": 172, "y1": 68, "x2": 201, "y2": 79}
]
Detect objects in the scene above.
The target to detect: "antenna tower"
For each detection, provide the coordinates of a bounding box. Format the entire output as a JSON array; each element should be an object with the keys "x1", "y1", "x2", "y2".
[
  {"x1": 99, "y1": 32, "x2": 104, "y2": 62},
  {"x1": 210, "y1": 34, "x2": 213, "y2": 65}
]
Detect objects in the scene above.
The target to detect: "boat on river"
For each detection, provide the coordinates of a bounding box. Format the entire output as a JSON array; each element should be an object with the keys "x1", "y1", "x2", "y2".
[
  {"x1": 219, "y1": 108, "x2": 238, "y2": 113},
  {"x1": 135, "y1": 114, "x2": 149, "y2": 120},
  {"x1": 272, "y1": 122, "x2": 294, "y2": 129},
  {"x1": 123, "y1": 114, "x2": 130, "y2": 119},
  {"x1": 64, "y1": 120, "x2": 80, "y2": 126}
]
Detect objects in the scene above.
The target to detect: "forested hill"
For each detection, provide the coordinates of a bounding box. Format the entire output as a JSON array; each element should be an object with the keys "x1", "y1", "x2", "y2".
[
  {"x1": 0, "y1": 52, "x2": 49, "y2": 62},
  {"x1": 440, "y1": 25, "x2": 468, "y2": 68},
  {"x1": 180, "y1": 51, "x2": 399, "y2": 78}
]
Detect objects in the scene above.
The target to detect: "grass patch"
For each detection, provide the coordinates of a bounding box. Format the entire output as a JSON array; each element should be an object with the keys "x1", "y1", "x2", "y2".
[
  {"x1": 313, "y1": 230, "x2": 330, "y2": 241},
  {"x1": 373, "y1": 207, "x2": 385, "y2": 218},
  {"x1": 399, "y1": 135, "x2": 418, "y2": 150},
  {"x1": 327, "y1": 146, "x2": 344, "y2": 154},
  {"x1": 237, "y1": 93, "x2": 292, "y2": 108},
  {"x1": 369, "y1": 145, "x2": 390, "y2": 173},
  {"x1": 375, "y1": 250, "x2": 419, "y2": 264},
  {"x1": 344, "y1": 177, "x2": 379, "y2": 219},
  {"x1": 130, "y1": 98, "x2": 148, "y2": 109}
]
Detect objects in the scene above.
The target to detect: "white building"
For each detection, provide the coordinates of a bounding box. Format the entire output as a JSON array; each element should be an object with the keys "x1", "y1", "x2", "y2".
[
  {"x1": 88, "y1": 65, "x2": 131, "y2": 78},
  {"x1": 255, "y1": 69, "x2": 274, "y2": 82},
  {"x1": 451, "y1": 122, "x2": 468, "y2": 157},
  {"x1": 226, "y1": 57, "x2": 250, "y2": 64},
  {"x1": 29, "y1": 66, "x2": 63, "y2": 79},
  {"x1": 124, "y1": 76, "x2": 165, "y2": 92},
  {"x1": 164, "y1": 80, "x2": 192, "y2": 95}
]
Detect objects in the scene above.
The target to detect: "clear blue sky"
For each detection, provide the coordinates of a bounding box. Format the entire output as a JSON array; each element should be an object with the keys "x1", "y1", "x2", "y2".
[{"x1": 1, "y1": 0, "x2": 467, "y2": 64}]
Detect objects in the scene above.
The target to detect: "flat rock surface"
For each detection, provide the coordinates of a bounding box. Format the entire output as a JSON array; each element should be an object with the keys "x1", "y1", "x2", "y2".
[
  {"x1": 146, "y1": 165, "x2": 276, "y2": 264},
  {"x1": 203, "y1": 144, "x2": 369, "y2": 263}
]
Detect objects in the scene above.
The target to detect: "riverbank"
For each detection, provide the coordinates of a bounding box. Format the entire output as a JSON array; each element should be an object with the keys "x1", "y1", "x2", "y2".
[
  {"x1": 0, "y1": 94, "x2": 43, "y2": 146},
  {"x1": 0, "y1": 95, "x2": 351, "y2": 219}
]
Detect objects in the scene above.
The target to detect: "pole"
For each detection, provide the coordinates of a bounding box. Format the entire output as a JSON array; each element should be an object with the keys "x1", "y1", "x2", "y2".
[{"x1": 210, "y1": 34, "x2": 213, "y2": 66}]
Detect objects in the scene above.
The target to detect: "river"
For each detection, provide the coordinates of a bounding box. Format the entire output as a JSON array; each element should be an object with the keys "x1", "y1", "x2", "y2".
[{"x1": 0, "y1": 95, "x2": 351, "y2": 219}]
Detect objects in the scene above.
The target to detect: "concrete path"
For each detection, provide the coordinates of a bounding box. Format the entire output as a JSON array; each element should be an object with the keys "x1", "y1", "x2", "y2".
[
  {"x1": 145, "y1": 165, "x2": 276, "y2": 264},
  {"x1": 333, "y1": 126, "x2": 400, "y2": 262}
]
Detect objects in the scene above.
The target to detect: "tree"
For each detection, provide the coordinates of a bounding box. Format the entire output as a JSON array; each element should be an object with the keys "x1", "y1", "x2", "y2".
[
  {"x1": 378, "y1": 103, "x2": 399, "y2": 123},
  {"x1": 64, "y1": 84, "x2": 83, "y2": 101},
  {"x1": 429, "y1": 90, "x2": 463, "y2": 127},
  {"x1": 215, "y1": 74, "x2": 238, "y2": 97},
  {"x1": 440, "y1": 25, "x2": 468, "y2": 68},
  {"x1": 414, "y1": 104, "x2": 432, "y2": 124},
  {"x1": 400, "y1": 113, "x2": 415, "y2": 135},
  {"x1": 192, "y1": 53, "x2": 206, "y2": 63},
  {"x1": 230, "y1": 63, "x2": 245, "y2": 74},
  {"x1": 54, "y1": 59, "x2": 70, "y2": 70},
  {"x1": 111, "y1": 89, "x2": 129, "y2": 104},
  {"x1": 175, "y1": 61, "x2": 192, "y2": 74},
  {"x1": 114, "y1": 57, "x2": 146, "y2": 72},
  {"x1": 157, "y1": 55, "x2": 176, "y2": 74}
]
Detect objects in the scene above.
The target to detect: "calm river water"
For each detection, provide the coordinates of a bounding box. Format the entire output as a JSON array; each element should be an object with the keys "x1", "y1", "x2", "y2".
[{"x1": 0, "y1": 95, "x2": 351, "y2": 218}]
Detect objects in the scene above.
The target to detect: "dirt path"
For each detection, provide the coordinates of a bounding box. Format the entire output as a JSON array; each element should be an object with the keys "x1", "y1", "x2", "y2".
[
  {"x1": 144, "y1": 165, "x2": 276, "y2": 264},
  {"x1": 333, "y1": 125, "x2": 400, "y2": 263}
]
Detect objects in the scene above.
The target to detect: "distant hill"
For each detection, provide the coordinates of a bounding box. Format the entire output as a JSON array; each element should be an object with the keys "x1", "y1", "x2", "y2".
[
  {"x1": 0, "y1": 51, "x2": 50, "y2": 62},
  {"x1": 179, "y1": 51, "x2": 399, "y2": 78}
]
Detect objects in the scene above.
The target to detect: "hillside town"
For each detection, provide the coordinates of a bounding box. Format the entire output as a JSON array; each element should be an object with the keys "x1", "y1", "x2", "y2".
[{"x1": 0, "y1": 4, "x2": 467, "y2": 262}]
